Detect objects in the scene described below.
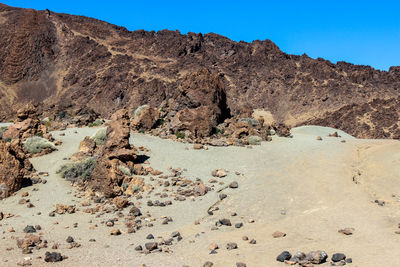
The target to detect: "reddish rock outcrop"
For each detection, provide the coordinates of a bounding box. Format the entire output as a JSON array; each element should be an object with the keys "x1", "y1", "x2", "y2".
[
  {"x1": 168, "y1": 68, "x2": 230, "y2": 138},
  {"x1": 0, "y1": 140, "x2": 34, "y2": 198},
  {"x1": 86, "y1": 109, "x2": 138, "y2": 197}
]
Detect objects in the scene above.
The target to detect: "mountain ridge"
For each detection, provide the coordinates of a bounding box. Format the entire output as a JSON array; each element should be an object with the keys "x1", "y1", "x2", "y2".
[{"x1": 0, "y1": 3, "x2": 399, "y2": 138}]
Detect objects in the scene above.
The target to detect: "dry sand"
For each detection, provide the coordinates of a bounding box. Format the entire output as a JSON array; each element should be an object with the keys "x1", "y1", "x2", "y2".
[{"x1": 1, "y1": 125, "x2": 400, "y2": 266}]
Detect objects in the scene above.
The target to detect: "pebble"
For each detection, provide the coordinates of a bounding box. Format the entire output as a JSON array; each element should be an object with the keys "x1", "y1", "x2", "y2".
[
  {"x1": 203, "y1": 261, "x2": 214, "y2": 267},
  {"x1": 276, "y1": 251, "x2": 292, "y2": 262},
  {"x1": 219, "y1": 193, "x2": 227, "y2": 200},
  {"x1": 332, "y1": 253, "x2": 346, "y2": 262},
  {"x1": 338, "y1": 227, "x2": 354, "y2": 235},
  {"x1": 209, "y1": 243, "x2": 218, "y2": 250},
  {"x1": 23, "y1": 225, "x2": 36, "y2": 233},
  {"x1": 66, "y1": 236, "x2": 74, "y2": 243},
  {"x1": 146, "y1": 234, "x2": 154, "y2": 239},
  {"x1": 272, "y1": 231, "x2": 286, "y2": 238},
  {"x1": 226, "y1": 242, "x2": 238, "y2": 250},
  {"x1": 144, "y1": 242, "x2": 158, "y2": 251},
  {"x1": 236, "y1": 263, "x2": 246, "y2": 267},
  {"x1": 44, "y1": 252, "x2": 63, "y2": 262},
  {"x1": 110, "y1": 229, "x2": 121, "y2": 235},
  {"x1": 229, "y1": 181, "x2": 239, "y2": 188},
  {"x1": 219, "y1": 218, "x2": 232, "y2": 226},
  {"x1": 235, "y1": 222, "x2": 243, "y2": 228}
]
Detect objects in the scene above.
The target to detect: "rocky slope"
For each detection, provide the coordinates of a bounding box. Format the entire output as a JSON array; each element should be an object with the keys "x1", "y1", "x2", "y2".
[{"x1": 0, "y1": 3, "x2": 399, "y2": 138}]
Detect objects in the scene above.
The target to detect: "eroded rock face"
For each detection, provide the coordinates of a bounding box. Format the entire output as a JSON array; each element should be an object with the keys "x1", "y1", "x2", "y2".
[
  {"x1": 168, "y1": 68, "x2": 230, "y2": 138},
  {"x1": 87, "y1": 109, "x2": 138, "y2": 197},
  {"x1": 0, "y1": 140, "x2": 33, "y2": 198},
  {"x1": 131, "y1": 105, "x2": 160, "y2": 131}
]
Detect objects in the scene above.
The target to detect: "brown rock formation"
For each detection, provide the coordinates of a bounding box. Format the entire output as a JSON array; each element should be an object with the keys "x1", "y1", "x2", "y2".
[
  {"x1": 0, "y1": 4, "x2": 399, "y2": 138},
  {"x1": 0, "y1": 140, "x2": 33, "y2": 198},
  {"x1": 86, "y1": 109, "x2": 138, "y2": 197}
]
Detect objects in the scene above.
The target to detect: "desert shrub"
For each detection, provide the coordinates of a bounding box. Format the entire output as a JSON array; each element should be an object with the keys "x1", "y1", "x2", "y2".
[
  {"x1": 88, "y1": 119, "x2": 103, "y2": 127},
  {"x1": 118, "y1": 165, "x2": 132, "y2": 176},
  {"x1": 175, "y1": 131, "x2": 185, "y2": 139},
  {"x1": 239, "y1": 118, "x2": 260, "y2": 127},
  {"x1": 0, "y1": 126, "x2": 8, "y2": 139},
  {"x1": 134, "y1": 105, "x2": 148, "y2": 118},
  {"x1": 4, "y1": 137, "x2": 11, "y2": 143},
  {"x1": 57, "y1": 158, "x2": 96, "y2": 182},
  {"x1": 36, "y1": 131, "x2": 43, "y2": 137},
  {"x1": 138, "y1": 129, "x2": 145, "y2": 133},
  {"x1": 248, "y1": 135, "x2": 262, "y2": 145},
  {"x1": 131, "y1": 184, "x2": 142, "y2": 193},
  {"x1": 23, "y1": 137, "x2": 56, "y2": 153},
  {"x1": 156, "y1": 118, "x2": 164, "y2": 126},
  {"x1": 90, "y1": 127, "x2": 107, "y2": 145}
]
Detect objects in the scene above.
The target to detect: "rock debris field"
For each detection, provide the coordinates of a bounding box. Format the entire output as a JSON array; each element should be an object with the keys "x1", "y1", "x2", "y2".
[{"x1": 1, "y1": 125, "x2": 400, "y2": 266}]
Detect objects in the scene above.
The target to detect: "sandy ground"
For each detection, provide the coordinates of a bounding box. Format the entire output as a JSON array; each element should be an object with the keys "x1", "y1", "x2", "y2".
[{"x1": 1, "y1": 125, "x2": 400, "y2": 266}]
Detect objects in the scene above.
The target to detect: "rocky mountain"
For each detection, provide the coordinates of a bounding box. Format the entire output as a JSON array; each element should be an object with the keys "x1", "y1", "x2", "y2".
[{"x1": 0, "y1": 3, "x2": 399, "y2": 138}]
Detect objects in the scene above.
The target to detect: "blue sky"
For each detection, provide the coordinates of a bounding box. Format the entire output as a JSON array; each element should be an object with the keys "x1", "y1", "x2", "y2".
[{"x1": 3, "y1": 1, "x2": 399, "y2": 70}]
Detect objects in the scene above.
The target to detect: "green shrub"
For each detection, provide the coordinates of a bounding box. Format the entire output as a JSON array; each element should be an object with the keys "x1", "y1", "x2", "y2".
[
  {"x1": 134, "y1": 105, "x2": 148, "y2": 118},
  {"x1": 57, "y1": 158, "x2": 96, "y2": 182},
  {"x1": 175, "y1": 131, "x2": 185, "y2": 139},
  {"x1": 156, "y1": 118, "x2": 164, "y2": 126},
  {"x1": 138, "y1": 129, "x2": 145, "y2": 133},
  {"x1": 248, "y1": 135, "x2": 262, "y2": 145},
  {"x1": 88, "y1": 119, "x2": 103, "y2": 127},
  {"x1": 4, "y1": 137, "x2": 11, "y2": 143},
  {"x1": 23, "y1": 137, "x2": 56, "y2": 153},
  {"x1": 118, "y1": 165, "x2": 131, "y2": 176},
  {"x1": 90, "y1": 127, "x2": 107, "y2": 145},
  {"x1": 36, "y1": 131, "x2": 43, "y2": 137},
  {"x1": 0, "y1": 126, "x2": 8, "y2": 139}
]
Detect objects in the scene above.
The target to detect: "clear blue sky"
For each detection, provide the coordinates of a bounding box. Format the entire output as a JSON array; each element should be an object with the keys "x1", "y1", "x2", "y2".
[{"x1": 3, "y1": 0, "x2": 399, "y2": 70}]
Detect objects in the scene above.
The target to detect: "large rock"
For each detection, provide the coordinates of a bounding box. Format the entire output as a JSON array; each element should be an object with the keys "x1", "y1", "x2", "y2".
[
  {"x1": 131, "y1": 105, "x2": 160, "y2": 130},
  {"x1": 0, "y1": 140, "x2": 33, "y2": 198},
  {"x1": 87, "y1": 109, "x2": 138, "y2": 198},
  {"x1": 168, "y1": 68, "x2": 230, "y2": 138}
]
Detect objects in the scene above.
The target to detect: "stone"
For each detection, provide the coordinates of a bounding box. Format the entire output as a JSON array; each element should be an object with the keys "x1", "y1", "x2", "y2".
[
  {"x1": 23, "y1": 225, "x2": 36, "y2": 233},
  {"x1": 226, "y1": 242, "x2": 237, "y2": 250},
  {"x1": 229, "y1": 181, "x2": 238, "y2": 188},
  {"x1": 211, "y1": 169, "x2": 227, "y2": 178},
  {"x1": 110, "y1": 229, "x2": 121, "y2": 235},
  {"x1": 277, "y1": 251, "x2": 292, "y2": 262},
  {"x1": 235, "y1": 222, "x2": 243, "y2": 228},
  {"x1": 209, "y1": 243, "x2": 218, "y2": 250},
  {"x1": 316, "y1": 136, "x2": 322, "y2": 140},
  {"x1": 44, "y1": 252, "x2": 63, "y2": 262},
  {"x1": 193, "y1": 144, "x2": 203, "y2": 149},
  {"x1": 145, "y1": 242, "x2": 158, "y2": 251},
  {"x1": 332, "y1": 253, "x2": 346, "y2": 262},
  {"x1": 306, "y1": 250, "x2": 328, "y2": 264},
  {"x1": 203, "y1": 261, "x2": 214, "y2": 267},
  {"x1": 146, "y1": 234, "x2": 154, "y2": 239},
  {"x1": 135, "y1": 245, "x2": 143, "y2": 251},
  {"x1": 338, "y1": 227, "x2": 354, "y2": 235},
  {"x1": 219, "y1": 218, "x2": 232, "y2": 226},
  {"x1": 219, "y1": 193, "x2": 227, "y2": 200},
  {"x1": 66, "y1": 236, "x2": 74, "y2": 243},
  {"x1": 236, "y1": 263, "x2": 247, "y2": 267},
  {"x1": 272, "y1": 231, "x2": 286, "y2": 238}
]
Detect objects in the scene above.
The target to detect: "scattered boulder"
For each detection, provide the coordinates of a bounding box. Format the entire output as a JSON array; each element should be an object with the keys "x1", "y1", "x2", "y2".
[
  {"x1": 131, "y1": 105, "x2": 160, "y2": 131},
  {"x1": 277, "y1": 251, "x2": 292, "y2": 262},
  {"x1": 44, "y1": 252, "x2": 63, "y2": 262},
  {"x1": 332, "y1": 253, "x2": 346, "y2": 262}
]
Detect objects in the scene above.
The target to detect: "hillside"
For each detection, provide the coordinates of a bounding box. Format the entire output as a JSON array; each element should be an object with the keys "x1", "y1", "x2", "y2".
[{"x1": 0, "y1": 3, "x2": 399, "y2": 138}]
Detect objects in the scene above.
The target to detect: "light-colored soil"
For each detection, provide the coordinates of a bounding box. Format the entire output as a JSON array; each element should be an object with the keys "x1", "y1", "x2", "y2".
[{"x1": 1, "y1": 126, "x2": 400, "y2": 266}]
